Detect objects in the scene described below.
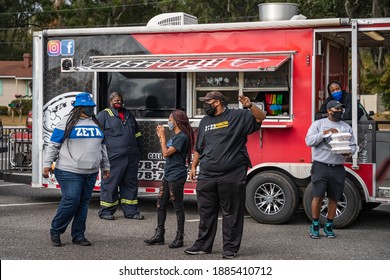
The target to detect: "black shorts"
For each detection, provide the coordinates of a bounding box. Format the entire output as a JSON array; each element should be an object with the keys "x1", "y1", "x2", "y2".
[{"x1": 310, "y1": 161, "x2": 346, "y2": 202}]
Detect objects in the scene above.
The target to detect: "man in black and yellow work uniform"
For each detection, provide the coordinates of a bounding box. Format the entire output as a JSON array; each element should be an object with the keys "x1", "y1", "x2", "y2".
[{"x1": 97, "y1": 92, "x2": 144, "y2": 220}]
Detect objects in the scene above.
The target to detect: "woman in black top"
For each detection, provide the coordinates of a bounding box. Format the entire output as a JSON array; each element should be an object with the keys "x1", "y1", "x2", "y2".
[{"x1": 144, "y1": 109, "x2": 194, "y2": 248}]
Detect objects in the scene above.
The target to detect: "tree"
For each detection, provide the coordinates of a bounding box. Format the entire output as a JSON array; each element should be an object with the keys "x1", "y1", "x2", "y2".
[
  {"x1": 0, "y1": 0, "x2": 58, "y2": 60},
  {"x1": 1, "y1": 0, "x2": 390, "y2": 100}
]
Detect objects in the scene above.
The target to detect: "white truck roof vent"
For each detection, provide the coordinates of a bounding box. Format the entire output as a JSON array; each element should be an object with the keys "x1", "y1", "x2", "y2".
[{"x1": 147, "y1": 12, "x2": 198, "y2": 26}]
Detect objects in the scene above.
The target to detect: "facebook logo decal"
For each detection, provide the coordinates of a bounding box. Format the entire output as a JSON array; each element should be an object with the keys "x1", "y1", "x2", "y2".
[{"x1": 61, "y1": 40, "x2": 75, "y2": 56}]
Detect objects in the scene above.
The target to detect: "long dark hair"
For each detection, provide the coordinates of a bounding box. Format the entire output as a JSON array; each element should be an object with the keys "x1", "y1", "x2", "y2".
[
  {"x1": 171, "y1": 109, "x2": 194, "y2": 166},
  {"x1": 63, "y1": 106, "x2": 102, "y2": 141}
]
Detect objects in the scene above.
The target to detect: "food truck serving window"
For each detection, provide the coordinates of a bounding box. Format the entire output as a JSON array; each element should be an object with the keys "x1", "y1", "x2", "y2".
[
  {"x1": 104, "y1": 72, "x2": 185, "y2": 118},
  {"x1": 194, "y1": 60, "x2": 291, "y2": 119},
  {"x1": 87, "y1": 52, "x2": 293, "y2": 119}
]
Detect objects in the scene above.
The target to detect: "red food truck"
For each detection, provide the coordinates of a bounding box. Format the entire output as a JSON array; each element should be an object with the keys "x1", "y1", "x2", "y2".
[{"x1": 4, "y1": 11, "x2": 388, "y2": 228}]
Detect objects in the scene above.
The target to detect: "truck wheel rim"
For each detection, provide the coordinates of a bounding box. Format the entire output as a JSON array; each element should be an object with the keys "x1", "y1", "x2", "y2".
[
  {"x1": 254, "y1": 182, "x2": 285, "y2": 215},
  {"x1": 321, "y1": 195, "x2": 347, "y2": 218}
]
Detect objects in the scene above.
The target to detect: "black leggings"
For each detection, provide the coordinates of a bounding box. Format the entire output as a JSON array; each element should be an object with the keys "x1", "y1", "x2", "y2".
[{"x1": 157, "y1": 176, "x2": 186, "y2": 233}]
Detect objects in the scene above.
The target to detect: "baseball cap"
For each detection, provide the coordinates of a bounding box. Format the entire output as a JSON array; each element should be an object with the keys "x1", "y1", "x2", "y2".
[
  {"x1": 326, "y1": 100, "x2": 345, "y2": 110},
  {"x1": 73, "y1": 92, "x2": 96, "y2": 107},
  {"x1": 199, "y1": 91, "x2": 225, "y2": 102}
]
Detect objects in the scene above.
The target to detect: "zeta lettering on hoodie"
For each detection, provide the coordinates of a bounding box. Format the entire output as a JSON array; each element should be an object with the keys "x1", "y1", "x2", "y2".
[{"x1": 69, "y1": 126, "x2": 104, "y2": 139}]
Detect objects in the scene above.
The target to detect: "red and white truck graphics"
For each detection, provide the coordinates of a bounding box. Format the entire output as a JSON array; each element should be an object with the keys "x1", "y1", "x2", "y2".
[{"x1": 29, "y1": 16, "x2": 390, "y2": 228}]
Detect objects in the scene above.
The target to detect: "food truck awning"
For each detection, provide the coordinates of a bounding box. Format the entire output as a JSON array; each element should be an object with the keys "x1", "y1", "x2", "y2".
[{"x1": 75, "y1": 52, "x2": 294, "y2": 72}]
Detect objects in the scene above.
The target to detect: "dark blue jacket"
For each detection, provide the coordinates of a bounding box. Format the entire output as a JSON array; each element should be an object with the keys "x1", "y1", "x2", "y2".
[{"x1": 97, "y1": 107, "x2": 143, "y2": 160}]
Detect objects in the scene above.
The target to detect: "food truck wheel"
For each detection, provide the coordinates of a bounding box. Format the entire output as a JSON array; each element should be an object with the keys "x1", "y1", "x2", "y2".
[
  {"x1": 303, "y1": 178, "x2": 362, "y2": 229},
  {"x1": 245, "y1": 171, "x2": 299, "y2": 224}
]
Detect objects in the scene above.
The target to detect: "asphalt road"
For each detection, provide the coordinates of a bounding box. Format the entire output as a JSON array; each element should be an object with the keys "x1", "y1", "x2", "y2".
[{"x1": 0, "y1": 181, "x2": 389, "y2": 260}]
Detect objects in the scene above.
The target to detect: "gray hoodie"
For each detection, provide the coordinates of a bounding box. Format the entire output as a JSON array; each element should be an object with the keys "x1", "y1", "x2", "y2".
[{"x1": 44, "y1": 116, "x2": 110, "y2": 174}]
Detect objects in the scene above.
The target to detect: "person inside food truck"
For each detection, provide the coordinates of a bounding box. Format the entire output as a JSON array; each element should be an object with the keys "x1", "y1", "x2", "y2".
[
  {"x1": 143, "y1": 94, "x2": 171, "y2": 118},
  {"x1": 315, "y1": 80, "x2": 364, "y2": 121}
]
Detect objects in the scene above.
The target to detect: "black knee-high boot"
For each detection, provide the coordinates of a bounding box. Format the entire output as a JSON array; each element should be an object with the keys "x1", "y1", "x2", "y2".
[{"x1": 144, "y1": 228, "x2": 165, "y2": 245}]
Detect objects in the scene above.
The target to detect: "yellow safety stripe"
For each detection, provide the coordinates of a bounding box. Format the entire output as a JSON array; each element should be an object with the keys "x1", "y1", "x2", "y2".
[
  {"x1": 135, "y1": 132, "x2": 142, "y2": 138},
  {"x1": 104, "y1": 108, "x2": 114, "y2": 116},
  {"x1": 121, "y1": 199, "x2": 138, "y2": 205},
  {"x1": 100, "y1": 200, "x2": 119, "y2": 207}
]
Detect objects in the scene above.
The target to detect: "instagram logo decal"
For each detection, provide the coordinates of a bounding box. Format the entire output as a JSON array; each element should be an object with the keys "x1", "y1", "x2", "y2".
[{"x1": 47, "y1": 40, "x2": 61, "y2": 56}]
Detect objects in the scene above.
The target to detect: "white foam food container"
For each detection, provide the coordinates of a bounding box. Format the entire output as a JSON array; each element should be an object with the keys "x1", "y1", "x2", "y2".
[
  {"x1": 331, "y1": 132, "x2": 352, "y2": 141},
  {"x1": 329, "y1": 140, "x2": 350, "y2": 149},
  {"x1": 331, "y1": 147, "x2": 352, "y2": 154}
]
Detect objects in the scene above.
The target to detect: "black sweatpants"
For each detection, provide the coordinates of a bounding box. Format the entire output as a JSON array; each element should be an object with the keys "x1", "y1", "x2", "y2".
[{"x1": 195, "y1": 167, "x2": 247, "y2": 253}]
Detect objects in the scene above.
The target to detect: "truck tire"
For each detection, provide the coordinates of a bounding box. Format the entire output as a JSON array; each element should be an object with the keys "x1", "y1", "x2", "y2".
[
  {"x1": 245, "y1": 171, "x2": 299, "y2": 224},
  {"x1": 302, "y1": 178, "x2": 362, "y2": 228}
]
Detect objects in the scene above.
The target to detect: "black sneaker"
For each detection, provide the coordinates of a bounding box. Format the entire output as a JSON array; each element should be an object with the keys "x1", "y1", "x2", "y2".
[
  {"x1": 100, "y1": 215, "x2": 115, "y2": 220},
  {"x1": 125, "y1": 214, "x2": 144, "y2": 220},
  {"x1": 222, "y1": 251, "x2": 237, "y2": 259},
  {"x1": 51, "y1": 235, "x2": 61, "y2": 247},
  {"x1": 72, "y1": 238, "x2": 91, "y2": 246},
  {"x1": 184, "y1": 244, "x2": 210, "y2": 255}
]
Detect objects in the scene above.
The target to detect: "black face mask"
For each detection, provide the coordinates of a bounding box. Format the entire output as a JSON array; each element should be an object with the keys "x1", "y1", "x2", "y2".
[
  {"x1": 332, "y1": 111, "x2": 343, "y2": 121},
  {"x1": 203, "y1": 103, "x2": 216, "y2": 116},
  {"x1": 83, "y1": 106, "x2": 95, "y2": 117}
]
